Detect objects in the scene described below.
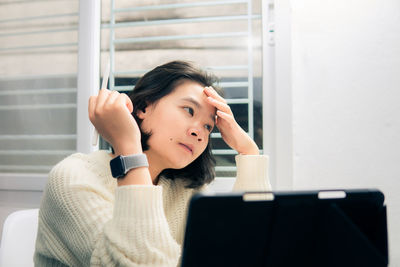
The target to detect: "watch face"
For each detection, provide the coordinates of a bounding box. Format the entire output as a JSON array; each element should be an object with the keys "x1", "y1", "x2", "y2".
[{"x1": 110, "y1": 156, "x2": 125, "y2": 178}]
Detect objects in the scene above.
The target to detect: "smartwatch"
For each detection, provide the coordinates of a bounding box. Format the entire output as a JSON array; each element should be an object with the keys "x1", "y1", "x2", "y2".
[{"x1": 110, "y1": 154, "x2": 149, "y2": 178}]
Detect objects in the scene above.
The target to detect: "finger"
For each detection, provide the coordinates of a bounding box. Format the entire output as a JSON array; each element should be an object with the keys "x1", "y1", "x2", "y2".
[
  {"x1": 216, "y1": 110, "x2": 234, "y2": 124},
  {"x1": 205, "y1": 86, "x2": 225, "y2": 102},
  {"x1": 206, "y1": 96, "x2": 232, "y2": 115},
  {"x1": 105, "y1": 90, "x2": 120, "y2": 106},
  {"x1": 96, "y1": 88, "x2": 111, "y2": 110},
  {"x1": 88, "y1": 96, "x2": 97, "y2": 121},
  {"x1": 204, "y1": 86, "x2": 226, "y2": 103},
  {"x1": 215, "y1": 110, "x2": 236, "y2": 137}
]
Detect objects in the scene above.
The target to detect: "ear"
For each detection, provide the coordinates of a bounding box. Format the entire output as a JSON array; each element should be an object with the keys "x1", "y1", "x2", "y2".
[{"x1": 136, "y1": 106, "x2": 148, "y2": 119}]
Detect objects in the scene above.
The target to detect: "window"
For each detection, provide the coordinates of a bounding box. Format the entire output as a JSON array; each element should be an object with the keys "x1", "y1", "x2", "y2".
[
  {"x1": 0, "y1": 1, "x2": 79, "y2": 184},
  {"x1": 100, "y1": 0, "x2": 263, "y2": 178}
]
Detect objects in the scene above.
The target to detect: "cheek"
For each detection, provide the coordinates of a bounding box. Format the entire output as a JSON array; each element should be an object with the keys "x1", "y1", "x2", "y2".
[
  {"x1": 144, "y1": 108, "x2": 176, "y2": 130},
  {"x1": 197, "y1": 141, "x2": 209, "y2": 157},
  {"x1": 146, "y1": 110, "x2": 184, "y2": 139}
]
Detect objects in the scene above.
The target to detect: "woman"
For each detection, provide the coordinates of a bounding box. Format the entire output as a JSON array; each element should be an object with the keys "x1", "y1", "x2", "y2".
[{"x1": 34, "y1": 61, "x2": 271, "y2": 266}]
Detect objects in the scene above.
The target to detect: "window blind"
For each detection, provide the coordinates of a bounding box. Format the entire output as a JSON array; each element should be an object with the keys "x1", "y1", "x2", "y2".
[
  {"x1": 100, "y1": 0, "x2": 263, "y2": 178},
  {"x1": 0, "y1": 1, "x2": 79, "y2": 176}
]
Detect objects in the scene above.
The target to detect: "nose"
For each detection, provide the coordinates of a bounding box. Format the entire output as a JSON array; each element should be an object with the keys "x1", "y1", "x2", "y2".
[{"x1": 188, "y1": 128, "x2": 203, "y2": 142}]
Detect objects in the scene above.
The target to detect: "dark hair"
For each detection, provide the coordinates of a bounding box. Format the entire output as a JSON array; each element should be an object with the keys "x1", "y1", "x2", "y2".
[{"x1": 129, "y1": 60, "x2": 221, "y2": 188}]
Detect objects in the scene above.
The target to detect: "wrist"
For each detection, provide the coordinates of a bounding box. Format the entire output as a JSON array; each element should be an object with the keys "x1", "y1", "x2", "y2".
[
  {"x1": 110, "y1": 153, "x2": 149, "y2": 179},
  {"x1": 238, "y1": 142, "x2": 259, "y2": 155},
  {"x1": 113, "y1": 142, "x2": 143, "y2": 156}
]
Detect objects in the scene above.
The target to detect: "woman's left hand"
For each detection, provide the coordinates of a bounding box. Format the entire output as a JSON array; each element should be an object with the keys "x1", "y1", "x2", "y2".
[{"x1": 204, "y1": 86, "x2": 259, "y2": 155}]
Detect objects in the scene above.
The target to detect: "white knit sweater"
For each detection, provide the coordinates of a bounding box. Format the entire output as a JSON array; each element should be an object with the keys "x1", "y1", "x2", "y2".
[{"x1": 34, "y1": 150, "x2": 270, "y2": 266}]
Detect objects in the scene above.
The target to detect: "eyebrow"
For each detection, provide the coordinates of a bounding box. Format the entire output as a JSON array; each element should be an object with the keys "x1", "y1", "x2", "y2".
[{"x1": 182, "y1": 97, "x2": 216, "y2": 123}]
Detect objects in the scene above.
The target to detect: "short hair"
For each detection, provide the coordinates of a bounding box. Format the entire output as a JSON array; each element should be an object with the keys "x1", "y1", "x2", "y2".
[{"x1": 129, "y1": 60, "x2": 221, "y2": 188}]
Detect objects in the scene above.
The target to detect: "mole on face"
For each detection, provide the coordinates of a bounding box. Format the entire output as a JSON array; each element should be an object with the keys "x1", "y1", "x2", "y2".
[{"x1": 169, "y1": 138, "x2": 173, "y2": 141}]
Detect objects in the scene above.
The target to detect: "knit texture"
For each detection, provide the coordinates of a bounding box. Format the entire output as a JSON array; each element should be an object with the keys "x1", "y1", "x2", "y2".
[{"x1": 34, "y1": 150, "x2": 270, "y2": 266}]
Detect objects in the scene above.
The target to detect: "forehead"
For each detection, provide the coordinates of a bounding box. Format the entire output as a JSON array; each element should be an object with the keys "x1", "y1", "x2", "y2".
[
  {"x1": 166, "y1": 80, "x2": 216, "y2": 114},
  {"x1": 170, "y1": 80, "x2": 204, "y2": 96}
]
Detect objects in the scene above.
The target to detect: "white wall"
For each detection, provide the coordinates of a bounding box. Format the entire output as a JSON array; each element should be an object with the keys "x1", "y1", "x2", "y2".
[
  {"x1": 2, "y1": 0, "x2": 399, "y2": 264},
  {"x1": 289, "y1": 0, "x2": 400, "y2": 265}
]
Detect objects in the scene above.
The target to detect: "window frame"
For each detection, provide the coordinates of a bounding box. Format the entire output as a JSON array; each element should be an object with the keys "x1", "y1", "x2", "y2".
[
  {"x1": 0, "y1": 0, "x2": 291, "y2": 191},
  {"x1": 0, "y1": 0, "x2": 98, "y2": 191}
]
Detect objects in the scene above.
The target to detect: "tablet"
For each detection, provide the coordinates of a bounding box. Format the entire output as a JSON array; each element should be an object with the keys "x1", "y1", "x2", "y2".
[{"x1": 181, "y1": 189, "x2": 388, "y2": 267}]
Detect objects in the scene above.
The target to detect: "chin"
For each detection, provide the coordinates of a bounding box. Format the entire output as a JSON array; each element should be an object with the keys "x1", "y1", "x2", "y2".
[
  {"x1": 168, "y1": 157, "x2": 195, "y2": 170},
  {"x1": 171, "y1": 161, "x2": 191, "y2": 170}
]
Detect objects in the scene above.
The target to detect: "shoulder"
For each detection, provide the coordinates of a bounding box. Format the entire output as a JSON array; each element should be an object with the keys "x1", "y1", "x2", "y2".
[
  {"x1": 51, "y1": 150, "x2": 111, "y2": 172},
  {"x1": 40, "y1": 150, "x2": 115, "y2": 224},
  {"x1": 50, "y1": 150, "x2": 111, "y2": 178},
  {"x1": 46, "y1": 150, "x2": 115, "y2": 197}
]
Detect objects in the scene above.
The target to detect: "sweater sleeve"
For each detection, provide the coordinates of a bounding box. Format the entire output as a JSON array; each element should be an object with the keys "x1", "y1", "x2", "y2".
[
  {"x1": 90, "y1": 186, "x2": 180, "y2": 266},
  {"x1": 232, "y1": 154, "x2": 272, "y2": 191},
  {"x1": 35, "y1": 154, "x2": 180, "y2": 267}
]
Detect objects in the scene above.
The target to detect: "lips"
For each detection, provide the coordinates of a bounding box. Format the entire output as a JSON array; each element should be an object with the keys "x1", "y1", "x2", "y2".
[{"x1": 179, "y1": 143, "x2": 194, "y2": 154}]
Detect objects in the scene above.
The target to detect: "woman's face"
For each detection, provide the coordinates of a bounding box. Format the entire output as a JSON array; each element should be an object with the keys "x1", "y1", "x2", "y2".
[{"x1": 138, "y1": 80, "x2": 216, "y2": 170}]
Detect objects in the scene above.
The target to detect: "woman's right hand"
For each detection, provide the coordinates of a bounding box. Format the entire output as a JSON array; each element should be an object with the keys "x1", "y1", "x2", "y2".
[{"x1": 89, "y1": 89, "x2": 142, "y2": 155}]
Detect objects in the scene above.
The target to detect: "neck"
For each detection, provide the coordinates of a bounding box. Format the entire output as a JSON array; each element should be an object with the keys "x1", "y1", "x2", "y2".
[{"x1": 144, "y1": 150, "x2": 165, "y2": 185}]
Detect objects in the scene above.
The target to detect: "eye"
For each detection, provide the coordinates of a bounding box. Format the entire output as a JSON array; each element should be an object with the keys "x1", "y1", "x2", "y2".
[
  {"x1": 205, "y1": 124, "x2": 213, "y2": 132},
  {"x1": 183, "y1": 107, "x2": 194, "y2": 116}
]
